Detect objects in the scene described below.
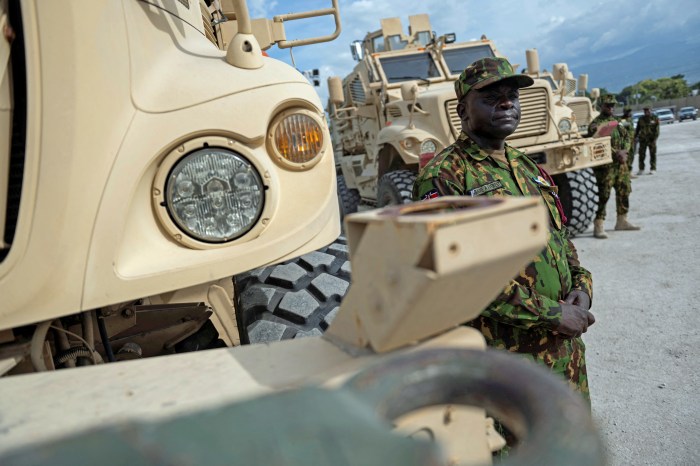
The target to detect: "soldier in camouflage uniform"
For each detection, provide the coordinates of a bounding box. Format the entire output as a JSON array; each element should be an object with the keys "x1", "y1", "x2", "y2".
[
  {"x1": 635, "y1": 106, "x2": 660, "y2": 175},
  {"x1": 412, "y1": 57, "x2": 595, "y2": 401},
  {"x1": 587, "y1": 95, "x2": 641, "y2": 238},
  {"x1": 620, "y1": 107, "x2": 637, "y2": 175}
]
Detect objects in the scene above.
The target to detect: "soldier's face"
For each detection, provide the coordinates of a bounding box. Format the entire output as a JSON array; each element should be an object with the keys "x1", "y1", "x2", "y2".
[
  {"x1": 459, "y1": 81, "x2": 521, "y2": 140},
  {"x1": 602, "y1": 103, "x2": 614, "y2": 117},
  {"x1": 644, "y1": 109, "x2": 651, "y2": 117}
]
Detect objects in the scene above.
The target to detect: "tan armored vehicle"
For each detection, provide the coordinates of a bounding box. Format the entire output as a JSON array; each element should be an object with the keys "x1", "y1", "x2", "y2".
[
  {"x1": 0, "y1": 2, "x2": 603, "y2": 463},
  {"x1": 0, "y1": 0, "x2": 344, "y2": 372},
  {"x1": 329, "y1": 15, "x2": 612, "y2": 234},
  {"x1": 521, "y1": 49, "x2": 601, "y2": 134}
]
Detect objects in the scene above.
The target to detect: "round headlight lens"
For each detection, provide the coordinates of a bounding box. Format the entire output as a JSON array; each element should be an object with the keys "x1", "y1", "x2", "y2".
[
  {"x1": 273, "y1": 113, "x2": 323, "y2": 164},
  {"x1": 420, "y1": 139, "x2": 438, "y2": 154},
  {"x1": 558, "y1": 118, "x2": 572, "y2": 133},
  {"x1": 165, "y1": 148, "x2": 264, "y2": 243}
]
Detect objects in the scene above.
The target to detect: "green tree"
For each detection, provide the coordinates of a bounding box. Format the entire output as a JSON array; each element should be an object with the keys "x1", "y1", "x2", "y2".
[{"x1": 619, "y1": 76, "x2": 690, "y2": 104}]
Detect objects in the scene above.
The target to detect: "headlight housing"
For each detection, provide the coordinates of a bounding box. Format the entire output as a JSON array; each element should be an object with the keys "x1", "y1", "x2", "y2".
[
  {"x1": 154, "y1": 136, "x2": 268, "y2": 248},
  {"x1": 558, "y1": 118, "x2": 573, "y2": 133},
  {"x1": 399, "y1": 137, "x2": 419, "y2": 153},
  {"x1": 419, "y1": 138, "x2": 439, "y2": 168},
  {"x1": 268, "y1": 108, "x2": 326, "y2": 170},
  {"x1": 420, "y1": 139, "x2": 438, "y2": 155}
]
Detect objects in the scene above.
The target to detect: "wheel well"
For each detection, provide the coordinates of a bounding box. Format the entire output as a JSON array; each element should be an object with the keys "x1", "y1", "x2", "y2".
[{"x1": 377, "y1": 145, "x2": 409, "y2": 179}]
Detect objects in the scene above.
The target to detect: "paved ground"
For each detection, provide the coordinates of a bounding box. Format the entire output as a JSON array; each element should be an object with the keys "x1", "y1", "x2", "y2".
[{"x1": 573, "y1": 119, "x2": 700, "y2": 465}]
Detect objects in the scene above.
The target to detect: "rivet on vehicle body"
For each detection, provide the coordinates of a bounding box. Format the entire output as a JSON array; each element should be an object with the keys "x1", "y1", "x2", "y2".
[
  {"x1": 228, "y1": 139, "x2": 234, "y2": 146},
  {"x1": 178, "y1": 145, "x2": 185, "y2": 153},
  {"x1": 122, "y1": 308, "x2": 135, "y2": 318},
  {"x1": 175, "y1": 234, "x2": 182, "y2": 240},
  {"x1": 153, "y1": 188, "x2": 161, "y2": 196},
  {"x1": 262, "y1": 218, "x2": 269, "y2": 225},
  {"x1": 264, "y1": 171, "x2": 271, "y2": 178}
]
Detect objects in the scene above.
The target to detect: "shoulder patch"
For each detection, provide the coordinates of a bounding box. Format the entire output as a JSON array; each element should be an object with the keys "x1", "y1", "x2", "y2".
[
  {"x1": 469, "y1": 180, "x2": 503, "y2": 196},
  {"x1": 421, "y1": 189, "x2": 440, "y2": 200}
]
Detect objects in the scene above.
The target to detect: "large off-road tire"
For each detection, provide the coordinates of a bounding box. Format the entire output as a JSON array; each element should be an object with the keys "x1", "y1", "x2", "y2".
[
  {"x1": 376, "y1": 170, "x2": 416, "y2": 207},
  {"x1": 552, "y1": 168, "x2": 598, "y2": 236},
  {"x1": 234, "y1": 237, "x2": 351, "y2": 344},
  {"x1": 337, "y1": 175, "x2": 360, "y2": 220}
]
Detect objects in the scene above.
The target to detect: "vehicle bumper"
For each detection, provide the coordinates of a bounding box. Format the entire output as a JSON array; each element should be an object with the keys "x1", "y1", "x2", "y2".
[{"x1": 517, "y1": 136, "x2": 613, "y2": 176}]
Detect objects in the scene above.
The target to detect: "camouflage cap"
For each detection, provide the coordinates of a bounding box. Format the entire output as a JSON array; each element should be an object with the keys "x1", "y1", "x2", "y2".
[
  {"x1": 601, "y1": 94, "x2": 618, "y2": 105},
  {"x1": 455, "y1": 57, "x2": 534, "y2": 101}
]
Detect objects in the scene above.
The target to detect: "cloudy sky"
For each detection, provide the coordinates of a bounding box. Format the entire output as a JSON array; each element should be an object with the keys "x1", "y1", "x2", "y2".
[{"x1": 251, "y1": 0, "x2": 700, "y2": 101}]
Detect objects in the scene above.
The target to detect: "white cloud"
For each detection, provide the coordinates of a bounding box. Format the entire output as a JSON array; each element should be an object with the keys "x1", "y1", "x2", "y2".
[{"x1": 259, "y1": 0, "x2": 700, "y2": 98}]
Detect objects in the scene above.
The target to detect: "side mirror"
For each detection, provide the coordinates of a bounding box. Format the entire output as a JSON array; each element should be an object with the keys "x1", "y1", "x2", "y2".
[
  {"x1": 400, "y1": 81, "x2": 419, "y2": 102},
  {"x1": 553, "y1": 63, "x2": 568, "y2": 81},
  {"x1": 328, "y1": 76, "x2": 345, "y2": 106},
  {"x1": 350, "y1": 41, "x2": 364, "y2": 61}
]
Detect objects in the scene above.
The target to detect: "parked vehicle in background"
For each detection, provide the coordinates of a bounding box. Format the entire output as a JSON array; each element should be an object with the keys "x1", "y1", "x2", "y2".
[
  {"x1": 632, "y1": 111, "x2": 644, "y2": 129},
  {"x1": 654, "y1": 108, "x2": 675, "y2": 124},
  {"x1": 328, "y1": 15, "x2": 611, "y2": 236},
  {"x1": 679, "y1": 106, "x2": 698, "y2": 121}
]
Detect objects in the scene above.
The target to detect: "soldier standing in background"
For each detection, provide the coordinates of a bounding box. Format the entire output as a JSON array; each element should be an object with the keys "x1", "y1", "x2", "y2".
[
  {"x1": 635, "y1": 107, "x2": 660, "y2": 175},
  {"x1": 587, "y1": 95, "x2": 641, "y2": 239},
  {"x1": 620, "y1": 107, "x2": 637, "y2": 178},
  {"x1": 413, "y1": 57, "x2": 595, "y2": 401}
]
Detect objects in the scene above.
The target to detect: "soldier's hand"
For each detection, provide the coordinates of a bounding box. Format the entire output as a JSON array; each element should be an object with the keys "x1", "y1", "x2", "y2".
[
  {"x1": 554, "y1": 292, "x2": 594, "y2": 338},
  {"x1": 615, "y1": 149, "x2": 628, "y2": 164},
  {"x1": 564, "y1": 290, "x2": 591, "y2": 311}
]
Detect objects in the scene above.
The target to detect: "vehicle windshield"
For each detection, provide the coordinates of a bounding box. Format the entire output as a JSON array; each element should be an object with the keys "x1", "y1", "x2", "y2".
[
  {"x1": 378, "y1": 52, "x2": 442, "y2": 83},
  {"x1": 680, "y1": 107, "x2": 694, "y2": 112},
  {"x1": 656, "y1": 110, "x2": 673, "y2": 116},
  {"x1": 441, "y1": 45, "x2": 495, "y2": 75}
]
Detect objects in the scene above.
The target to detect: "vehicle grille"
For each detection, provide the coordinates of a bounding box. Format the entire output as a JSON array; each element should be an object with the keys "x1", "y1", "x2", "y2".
[
  {"x1": 387, "y1": 105, "x2": 402, "y2": 119},
  {"x1": 445, "y1": 86, "x2": 549, "y2": 139},
  {"x1": 592, "y1": 142, "x2": 607, "y2": 161},
  {"x1": 200, "y1": 5, "x2": 218, "y2": 47},
  {"x1": 568, "y1": 101, "x2": 592, "y2": 127},
  {"x1": 511, "y1": 87, "x2": 548, "y2": 138},
  {"x1": 348, "y1": 76, "x2": 366, "y2": 105},
  {"x1": 446, "y1": 100, "x2": 461, "y2": 138}
]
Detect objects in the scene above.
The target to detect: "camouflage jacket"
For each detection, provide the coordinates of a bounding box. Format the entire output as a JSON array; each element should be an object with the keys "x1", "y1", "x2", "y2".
[
  {"x1": 635, "y1": 115, "x2": 660, "y2": 142},
  {"x1": 620, "y1": 116, "x2": 636, "y2": 150},
  {"x1": 587, "y1": 114, "x2": 630, "y2": 153},
  {"x1": 412, "y1": 132, "x2": 593, "y2": 361}
]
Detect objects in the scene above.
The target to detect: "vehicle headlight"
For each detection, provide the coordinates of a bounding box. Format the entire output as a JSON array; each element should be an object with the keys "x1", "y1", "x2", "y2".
[
  {"x1": 420, "y1": 139, "x2": 438, "y2": 155},
  {"x1": 159, "y1": 147, "x2": 264, "y2": 244},
  {"x1": 152, "y1": 136, "x2": 267, "y2": 249},
  {"x1": 399, "y1": 137, "x2": 419, "y2": 152},
  {"x1": 419, "y1": 138, "x2": 439, "y2": 168},
  {"x1": 558, "y1": 118, "x2": 573, "y2": 133},
  {"x1": 268, "y1": 108, "x2": 325, "y2": 170}
]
